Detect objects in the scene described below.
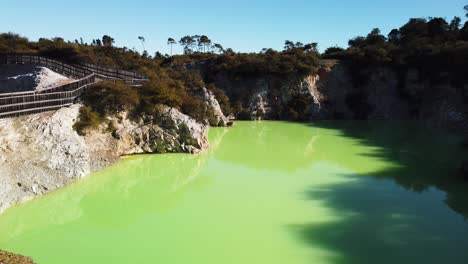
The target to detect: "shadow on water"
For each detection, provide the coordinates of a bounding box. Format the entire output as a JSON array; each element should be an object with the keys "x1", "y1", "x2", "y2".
[{"x1": 292, "y1": 121, "x2": 468, "y2": 264}]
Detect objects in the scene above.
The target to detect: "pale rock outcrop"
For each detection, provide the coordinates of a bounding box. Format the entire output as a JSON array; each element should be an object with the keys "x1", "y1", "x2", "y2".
[
  {"x1": 198, "y1": 87, "x2": 230, "y2": 126},
  {"x1": 0, "y1": 104, "x2": 209, "y2": 214},
  {"x1": 249, "y1": 90, "x2": 271, "y2": 120},
  {"x1": 248, "y1": 79, "x2": 270, "y2": 120}
]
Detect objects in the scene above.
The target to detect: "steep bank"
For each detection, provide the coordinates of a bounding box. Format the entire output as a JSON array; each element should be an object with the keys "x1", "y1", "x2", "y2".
[
  {"x1": 309, "y1": 62, "x2": 468, "y2": 130},
  {"x1": 0, "y1": 104, "x2": 211, "y2": 214},
  {"x1": 208, "y1": 61, "x2": 468, "y2": 131}
]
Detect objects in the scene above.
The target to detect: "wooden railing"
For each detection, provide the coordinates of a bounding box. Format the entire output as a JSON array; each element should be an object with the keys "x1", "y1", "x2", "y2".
[
  {"x1": 0, "y1": 55, "x2": 149, "y2": 118},
  {"x1": 0, "y1": 74, "x2": 95, "y2": 118},
  {"x1": 0, "y1": 54, "x2": 149, "y2": 84}
]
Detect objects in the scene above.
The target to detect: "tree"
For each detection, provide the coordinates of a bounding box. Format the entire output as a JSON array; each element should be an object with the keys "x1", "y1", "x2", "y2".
[
  {"x1": 304, "y1": 43, "x2": 318, "y2": 52},
  {"x1": 179, "y1": 36, "x2": 196, "y2": 54},
  {"x1": 324, "y1": 46, "x2": 344, "y2": 55},
  {"x1": 154, "y1": 51, "x2": 166, "y2": 59},
  {"x1": 199, "y1": 35, "x2": 212, "y2": 52},
  {"x1": 138, "y1": 36, "x2": 146, "y2": 51},
  {"x1": 388, "y1": 29, "x2": 401, "y2": 43},
  {"x1": 212, "y1": 43, "x2": 224, "y2": 54},
  {"x1": 284, "y1": 40, "x2": 295, "y2": 51},
  {"x1": 399, "y1": 18, "x2": 428, "y2": 43},
  {"x1": 449, "y1": 17, "x2": 462, "y2": 40},
  {"x1": 192, "y1": 35, "x2": 202, "y2": 52},
  {"x1": 450, "y1": 17, "x2": 462, "y2": 31},
  {"x1": 348, "y1": 36, "x2": 366, "y2": 48},
  {"x1": 369, "y1": 28, "x2": 381, "y2": 36},
  {"x1": 102, "y1": 35, "x2": 114, "y2": 47},
  {"x1": 224, "y1": 48, "x2": 235, "y2": 54},
  {"x1": 366, "y1": 28, "x2": 386, "y2": 45},
  {"x1": 167, "y1": 38, "x2": 176, "y2": 56},
  {"x1": 465, "y1": 5, "x2": 468, "y2": 18},
  {"x1": 461, "y1": 21, "x2": 468, "y2": 40},
  {"x1": 427, "y1": 17, "x2": 449, "y2": 40}
]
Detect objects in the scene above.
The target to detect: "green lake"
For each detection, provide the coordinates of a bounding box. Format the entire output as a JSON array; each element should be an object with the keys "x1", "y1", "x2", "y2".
[{"x1": 1, "y1": 121, "x2": 468, "y2": 264}]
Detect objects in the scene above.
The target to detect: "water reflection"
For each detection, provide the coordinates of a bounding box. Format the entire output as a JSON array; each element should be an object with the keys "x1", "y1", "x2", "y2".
[
  {"x1": 291, "y1": 121, "x2": 468, "y2": 263},
  {"x1": 0, "y1": 121, "x2": 467, "y2": 264},
  {"x1": 0, "y1": 127, "x2": 229, "y2": 239},
  {"x1": 292, "y1": 177, "x2": 468, "y2": 264}
]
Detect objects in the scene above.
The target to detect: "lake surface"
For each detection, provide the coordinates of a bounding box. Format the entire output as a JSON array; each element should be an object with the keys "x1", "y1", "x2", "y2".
[{"x1": 0, "y1": 121, "x2": 468, "y2": 264}]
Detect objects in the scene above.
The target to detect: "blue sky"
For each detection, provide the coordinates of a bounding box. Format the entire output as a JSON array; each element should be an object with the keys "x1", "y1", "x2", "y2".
[{"x1": 1, "y1": 0, "x2": 466, "y2": 54}]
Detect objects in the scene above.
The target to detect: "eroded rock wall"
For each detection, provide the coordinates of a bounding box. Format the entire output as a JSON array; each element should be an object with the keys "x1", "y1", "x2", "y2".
[
  {"x1": 0, "y1": 104, "x2": 210, "y2": 213},
  {"x1": 211, "y1": 61, "x2": 468, "y2": 130}
]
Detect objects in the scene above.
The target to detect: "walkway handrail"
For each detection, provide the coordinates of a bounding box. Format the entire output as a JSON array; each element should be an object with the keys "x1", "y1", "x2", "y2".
[
  {"x1": 0, "y1": 54, "x2": 149, "y2": 118},
  {"x1": 0, "y1": 54, "x2": 149, "y2": 80}
]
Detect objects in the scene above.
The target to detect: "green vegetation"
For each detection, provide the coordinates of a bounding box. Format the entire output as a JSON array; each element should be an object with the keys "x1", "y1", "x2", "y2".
[
  {"x1": 322, "y1": 8, "x2": 468, "y2": 117},
  {"x1": 3, "y1": 6, "x2": 467, "y2": 124},
  {"x1": 73, "y1": 106, "x2": 101, "y2": 135},
  {"x1": 1, "y1": 32, "x2": 320, "y2": 123},
  {"x1": 322, "y1": 15, "x2": 468, "y2": 83},
  {"x1": 161, "y1": 44, "x2": 320, "y2": 120}
]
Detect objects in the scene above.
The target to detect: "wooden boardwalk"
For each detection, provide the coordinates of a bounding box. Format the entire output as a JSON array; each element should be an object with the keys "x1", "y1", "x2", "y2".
[{"x1": 0, "y1": 54, "x2": 149, "y2": 118}]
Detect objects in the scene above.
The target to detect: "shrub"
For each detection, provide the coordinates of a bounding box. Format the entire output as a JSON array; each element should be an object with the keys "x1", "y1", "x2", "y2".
[
  {"x1": 73, "y1": 106, "x2": 101, "y2": 135},
  {"x1": 83, "y1": 81, "x2": 139, "y2": 116}
]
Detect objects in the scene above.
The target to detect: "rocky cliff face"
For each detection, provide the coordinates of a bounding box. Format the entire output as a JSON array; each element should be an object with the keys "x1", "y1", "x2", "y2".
[
  {"x1": 198, "y1": 87, "x2": 231, "y2": 126},
  {"x1": 309, "y1": 63, "x2": 468, "y2": 130},
  {"x1": 214, "y1": 61, "x2": 468, "y2": 130},
  {"x1": 0, "y1": 104, "x2": 210, "y2": 214}
]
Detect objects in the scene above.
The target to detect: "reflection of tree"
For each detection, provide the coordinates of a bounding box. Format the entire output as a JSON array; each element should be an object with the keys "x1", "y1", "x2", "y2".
[
  {"x1": 291, "y1": 177, "x2": 468, "y2": 264},
  {"x1": 306, "y1": 121, "x2": 468, "y2": 217},
  {"x1": 287, "y1": 121, "x2": 468, "y2": 264}
]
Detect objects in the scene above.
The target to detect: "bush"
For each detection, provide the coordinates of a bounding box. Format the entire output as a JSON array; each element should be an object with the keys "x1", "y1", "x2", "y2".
[
  {"x1": 73, "y1": 106, "x2": 101, "y2": 135},
  {"x1": 83, "y1": 81, "x2": 139, "y2": 116}
]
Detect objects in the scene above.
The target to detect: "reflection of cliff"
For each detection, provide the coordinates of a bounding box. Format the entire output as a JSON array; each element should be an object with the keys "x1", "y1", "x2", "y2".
[
  {"x1": 213, "y1": 122, "x2": 320, "y2": 172},
  {"x1": 213, "y1": 121, "x2": 396, "y2": 174},
  {"x1": 287, "y1": 121, "x2": 468, "y2": 264},
  {"x1": 213, "y1": 121, "x2": 468, "y2": 219},
  {"x1": 291, "y1": 176, "x2": 468, "y2": 264},
  {"x1": 0, "y1": 126, "x2": 230, "y2": 243},
  {"x1": 307, "y1": 121, "x2": 468, "y2": 218}
]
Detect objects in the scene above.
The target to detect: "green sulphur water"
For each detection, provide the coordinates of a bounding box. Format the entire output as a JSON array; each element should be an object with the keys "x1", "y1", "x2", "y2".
[{"x1": 1, "y1": 121, "x2": 468, "y2": 264}]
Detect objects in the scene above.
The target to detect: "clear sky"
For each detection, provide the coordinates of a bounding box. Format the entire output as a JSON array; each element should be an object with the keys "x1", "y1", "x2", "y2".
[{"x1": 1, "y1": 0, "x2": 466, "y2": 54}]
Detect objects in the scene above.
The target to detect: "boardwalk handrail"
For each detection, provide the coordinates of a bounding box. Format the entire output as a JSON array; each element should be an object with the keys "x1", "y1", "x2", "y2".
[
  {"x1": 0, "y1": 54, "x2": 149, "y2": 118},
  {"x1": 0, "y1": 74, "x2": 95, "y2": 107},
  {"x1": 0, "y1": 54, "x2": 149, "y2": 80},
  {"x1": 0, "y1": 82, "x2": 94, "y2": 118}
]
